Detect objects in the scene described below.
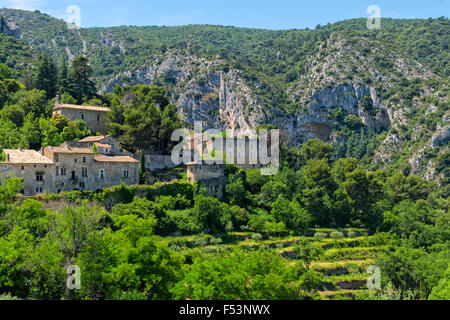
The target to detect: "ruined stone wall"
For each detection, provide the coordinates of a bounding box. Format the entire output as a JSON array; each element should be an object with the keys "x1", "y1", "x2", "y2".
[
  {"x1": 144, "y1": 155, "x2": 177, "y2": 172},
  {"x1": 196, "y1": 176, "x2": 227, "y2": 200},
  {"x1": 187, "y1": 163, "x2": 224, "y2": 183}
]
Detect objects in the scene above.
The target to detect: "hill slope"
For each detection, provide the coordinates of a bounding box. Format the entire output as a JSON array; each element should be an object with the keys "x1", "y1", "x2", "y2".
[{"x1": 0, "y1": 8, "x2": 448, "y2": 182}]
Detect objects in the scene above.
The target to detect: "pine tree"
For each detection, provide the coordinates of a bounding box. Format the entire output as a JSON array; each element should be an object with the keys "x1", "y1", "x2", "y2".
[
  {"x1": 139, "y1": 152, "x2": 146, "y2": 184},
  {"x1": 57, "y1": 56, "x2": 69, "y2": 94}
]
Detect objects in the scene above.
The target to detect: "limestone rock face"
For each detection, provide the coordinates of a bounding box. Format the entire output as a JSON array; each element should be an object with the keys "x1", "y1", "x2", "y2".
[
  {"x1": 101, "y1": 53, "x2": 266, "y2": 131},
  {"x1": 0, "y1": 16, "x2": 20, "y2": 38},
  {"x1": 432, "y1": 117, "x2": 450, "y2": 148}
]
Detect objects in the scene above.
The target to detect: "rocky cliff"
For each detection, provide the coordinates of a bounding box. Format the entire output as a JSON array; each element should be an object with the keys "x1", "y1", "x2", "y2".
[{"x1": 0, "y1": 16, "x2": 20, "y2": 38}]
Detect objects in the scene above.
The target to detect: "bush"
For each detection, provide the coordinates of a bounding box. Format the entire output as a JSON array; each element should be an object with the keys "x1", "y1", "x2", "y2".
[
  {"x1": 160, "y1": 209, "x2": 201, "y2": 235},
  {"x1": 347, "y1": 231, "x2": 356, "y2": 238},
  {"x1": 330, "y1": 231, "x2": 344, "y2": 239},
  {"x1": 314, "y1": 232, "x2": 327, "y2": 239},
  {"x1": 252, "y1": 233, "x2": 263, "y2": 241},
  {"x1": 210, "y1": 237, "x2": 223, "y2": 245}
]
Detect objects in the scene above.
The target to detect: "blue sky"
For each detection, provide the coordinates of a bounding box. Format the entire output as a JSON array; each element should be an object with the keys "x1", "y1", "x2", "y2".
[{"x1": 1, "y1": 0, "x2": 448, "y2": 29}]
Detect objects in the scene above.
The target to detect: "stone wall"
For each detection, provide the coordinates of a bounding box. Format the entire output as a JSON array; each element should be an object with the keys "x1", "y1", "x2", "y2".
[
  {"x1": 53, "y1": 108, "x2": 109, "y2": 135},
  {"x1": 0, "y1": 162, "x2": 53, "y2": 196},
  {"x1": 93, "y1": 161, "x2": 139, "y2": 191},
  {"x1": 197, "y1": 176, "x2": 227, "y2": 200},
  {"x1": 144, "y1": 155, "x2": 177, "y2": 172}
]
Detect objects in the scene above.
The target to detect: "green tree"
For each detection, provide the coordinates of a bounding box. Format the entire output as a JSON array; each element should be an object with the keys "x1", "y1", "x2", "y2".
[
  {"x1": 293, "y1": 239, "x2": 324, "y2": 270},
  {"x1": 271, "y1": 195, "x2": 311, "y2": 230},
  {"x1": 107, "y1": 85, "x2": 181, "y2": 153},
  {"x1": 61, "y1": 120, "x2": 91, "y2": 141},
  {"x1": 68, "y1": 56, "x2": 96, "y2": 103},
  {"x1": 33, "y1": 54, "x2": 57, "y2": 100},
  {"x1": 429, "y1": 266, "x2": 450, "y2": 300},
  {"x1": 300, "y1": 138, "x2": 333, "y2": 163},
  {"x1": 21, "y1": 113, "x2": 41, "y2": 149},
  {"x1": 57, "y1": 56, "x2": 69, "y2": 94},
  {"x1": 0, "y1": 63, "x2": 12, "y2": 80},
  {"x1": 226, "y1": 178, "x2": 248, "y2": 207},
  {"x1": 171, "y1": 250, "x2": 308, "y2": 300}
]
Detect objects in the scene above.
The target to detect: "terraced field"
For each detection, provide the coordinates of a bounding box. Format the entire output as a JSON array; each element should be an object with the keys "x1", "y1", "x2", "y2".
[{"x1": 162, "y1": 229, "x2": 387, "y2": 300}]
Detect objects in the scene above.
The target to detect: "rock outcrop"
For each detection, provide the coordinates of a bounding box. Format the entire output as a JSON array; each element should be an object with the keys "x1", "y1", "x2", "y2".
[
  {"x1": 0, "y1": 16, "x2": 20, "y2": 38},
  {"x1": 432, "y1": 114, "x2": 450, "y2": 148}
]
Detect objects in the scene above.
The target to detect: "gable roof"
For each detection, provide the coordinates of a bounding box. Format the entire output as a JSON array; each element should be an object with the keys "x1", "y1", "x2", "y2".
[
  {"x1": 54, "y1": 103, "x2": 110, "y2": 113},
  {"x1": 94, "y1": 155, "x2": 138, "y2": 163},
  {"x1": 2, "y1": 149, "x2": 53, "y2": 164},
  {"x1": 79, "y1": 135, "x2": 111, "y2": 143},
  {"x1": 95, "y1": 143, "x2": 112, "y2": 149},
  {"x1": 46, "y1": 146, "x2": 94, "y2": 154}
]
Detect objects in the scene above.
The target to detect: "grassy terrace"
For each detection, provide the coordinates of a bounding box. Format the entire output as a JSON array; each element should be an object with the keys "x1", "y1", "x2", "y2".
[{"x1": 161, "y1": 228, "x2": 385, "y2": 300}]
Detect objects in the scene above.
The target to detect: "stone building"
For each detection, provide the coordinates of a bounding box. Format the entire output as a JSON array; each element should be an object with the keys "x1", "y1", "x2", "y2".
[
  {"x1": 53, "y1": 97, "x2": 111, "y2": 134},
  {"x1": 78, "y1": 135, "x2": 124, "y2": 155},
  {"x1": 184, "y1": 132, "x2": 267, "y2": 169},
  {"x1": 182, "y1": 131, "x2": 275, "y2": 199},
  {"x1": 0, "y1": 149, "x2": 54, "y2": 195},
  {"x1": 186, "y1": 162, "x2": 226, "y2": 200},
  {"x1": 0, "y1": 136, "x2": 139, "y2": 196}
]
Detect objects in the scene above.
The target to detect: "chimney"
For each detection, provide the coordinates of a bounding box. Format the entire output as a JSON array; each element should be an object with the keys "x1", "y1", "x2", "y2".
[{"x1": 55, "y1": 94, "x2": 60, "y2": 106}]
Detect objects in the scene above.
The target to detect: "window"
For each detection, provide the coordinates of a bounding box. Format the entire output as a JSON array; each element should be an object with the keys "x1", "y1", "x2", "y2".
[
  {"x1": 35, "y1": 187, "x2": 43, "y2": 193},
  {"x1": 56, "y1": 166, "x2": 59, "y2": 176},
  {"x1": 55, "y1": 155, "x2": 59, "y2": 162},
  {"x1": 123, "y1": 170, "x2": 129, "y2": 178},
  {"x1": 74, "y1": 158, "x2": 77, "y2": 163},
  {"x1": 36, "y1": 172, "x2": 43, "y2": 182},
  {"x1": 61, "y1": 168, "x2": 66, "y2": 176},
  {"x1": 81, "y1": 113, "x2": 84, "y2": 120},
  {"x1": 83, "y1": 156, "x2": 87, "y2": 163},
  {"x1": 99, "y1": 169, "x2": 105, "y2": 179},
  {"x1": 80, "y1": 182, "x2": 85, "y2": 188},
  {"x1": 82, "y1": 167, "x2": 88, "y2": 177},
  {"x1": 97, "y1": 115, "x2": 100, "y2": 122},
  {"x1": 21, "y1": 166, "x2": 24, "y2": 171}
]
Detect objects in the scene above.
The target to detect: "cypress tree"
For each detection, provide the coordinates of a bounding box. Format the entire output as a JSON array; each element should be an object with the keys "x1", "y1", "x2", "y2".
[
  {"x1": 33, "y1": 54, "x2": 57, "y2": 100},
  {"x1": 57, "y1": 56, "x2": 69, "y2": 94},
  {"x1": 68, "y1": 56, "x2": 96, "y2": 103}
]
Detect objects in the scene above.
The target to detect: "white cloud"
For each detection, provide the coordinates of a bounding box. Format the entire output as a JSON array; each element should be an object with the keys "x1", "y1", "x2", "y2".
[{"x1": 0, "y1": 0, "x2": 47, "y2": 11}]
